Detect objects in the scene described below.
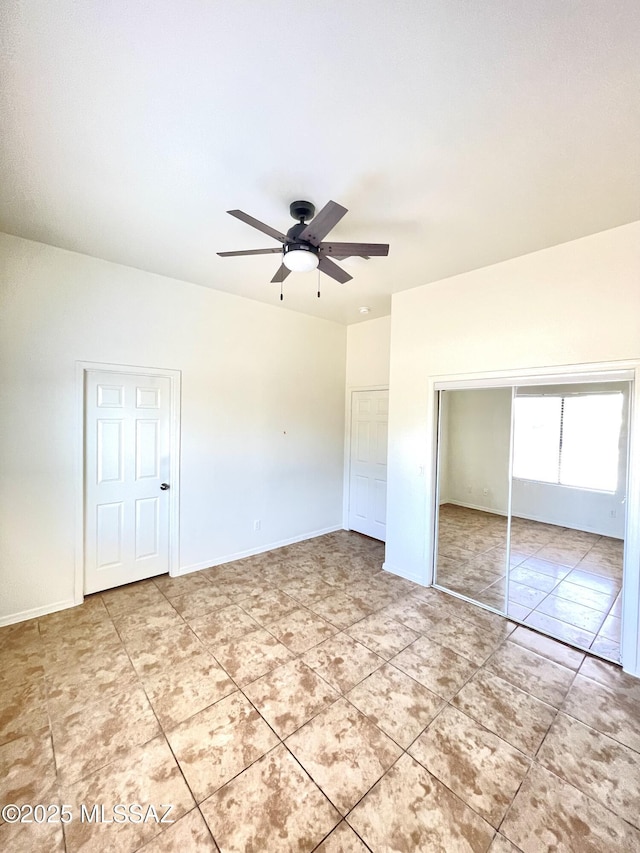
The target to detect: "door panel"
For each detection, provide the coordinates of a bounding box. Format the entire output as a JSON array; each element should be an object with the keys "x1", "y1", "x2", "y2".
[
  {"x1": 85, "y1": 370, "x2": 172, "y2": 593},
  {"x1": 135, "y1": 497, "x2": 160, "y2": 559},
  {"x1": 348, "y1": 389, "x2": 388, "y2": 541}
]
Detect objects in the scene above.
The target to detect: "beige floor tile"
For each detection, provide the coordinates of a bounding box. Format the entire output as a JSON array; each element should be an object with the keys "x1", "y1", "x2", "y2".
[
  {"x1": 307, "y1": 591, "x2": 372, "y2": 629},
  {"x1": 280, "y1": 577, "x2": 337, "y2": 606},
  {"x1": 238, "y1": 589, "x2": 299, "y2": 624},
  {"x1": 379, "y1": 596, "x2": 442, "y2": 634},
  {"x1": 243, "y1": 658, "x2": 338, "y2": 738},
  {"x1": 265, "y1": 607, "x2": 337, "y2": 653},
  {"x1": 60, "y1": 735, "x2": 194, "y2": 853},
  {"x1": 427, "y1": 593, "x2": 513, "y2": 639},
  {"x1": 0, "y1": 677, "x2": 49, "y2": 746},
  {"x1": 426, "y1": 615, "x2": 507, "y2": 665},
  {"x1": 214, "y1": 627, "x2": 295, "y2": 686},
  {"x1": 507, "y1": 566, "x2": 560, "y2": 592},
  {"x1": 166, "y1": 690, "x2": 278, "y2": 802},
  {"x1": 535, "y1": 545, "x2": 589, "y2": 568},
  {"x1": 42, "y1": 622, "x2": 122, "y2": 667},
  {"x1": 535, "y1": 595, "x2": 606, "y2": 634},
  {"x1": 0, "y1": 728, "x2": 57, "y2": 809},
  {"x1": 508, "y1": 581, "x2": 548, "y2": 608},
  {"x1": 0, "y1": 785, "x2": 65, "y2": 853},
  {"x1": 452, "y1": 670, "x2": 557, "y2": 756},
  {"x1": 409, "y1": 705, "x2": 530, "y2": 827},
  {"x1": 141, "y1": 652, "x2": 236, "y2": 729},
  {"x1": 169, "y1": 588, "x2": 233, "y2": 621},
  {"x1": 125, "y1": 623, "x2": 209, "y2": 678},
  {"x1": 111, "y1": 599, "x2": 185, "y2": 644},
  {"x1": 0, "y1": 619, "x2": 40, "y2": 648},
  {"x1": 590, "y1": 634, "x2": 620, "y2": 661},
  {"x1": 37, "y1": 596, "x2": 111, "y2": 637},
  {"x1": 346, "y1": 612, "x2": 419, "y2": 659},
  {"x1": 562, "y1": 673, "x2": 640, "y2": 752},
  {"x1": 314, "y1": 821, "x2": 371, "y2": 852},
  {"x1": 346, "y1": 662, "x2": 444, "y2": 748},
  {"x1": 488, "y1": 834, "x2": 521, "y2": 852},
  {"x1": 102, "y1": 580, "x2": 169, "y2": 620},
  {"x1": 552, "y1": 580, "x2": 616, "y2": 612},
  {"x1": 45, "y1": 659, "x2": 140, "y2": 720},
  {"x1": 518, "y1": 557, "x2": 572, "y2": 581},
  {"x1": 137, "y1": 807, "x2": 218, "y2": 852},
  {"x1": 347, "y1": 753, "x2": 495, "y2": 852},
  {"x1": 345, "y1": 583, "x2": 401, "y2": 612},
  {"x1": 563, "y1": 568, "x2": 620, "y2": 595},
  {"x1": 578, "y1": 656, "x2": 640, "y2": 699},
  {"x1": 301, "y1": 633, "x2": 384, "y2": 694},
  {"x1": 391, "y1": 635, "x2": 478, "y2": 700},
  {"x1": 485, "y1": 641, "x2": 575, "y2": 707},
  {"x1": 52, "y1": 683, "x2": 160, "y2": 783},
  {"x1": 599, "y1": 613, "x2": 621, "y2": 641},
  {"x1": 508, "y1": 625, "x2": 584, "y2": 670},
  {"x1": 0, "y1": 650, "x2": 45, "y2": 692},
  {"x1": 523, "y1": 610, "x2": 595, "y2": 650},
  {"x1": 286, "y1": 697, "x2": 402, "y2": 814},
  {"x1": 188, "y1": 603, "x2": 260, "y2": 647},
  {"x1": 501, "y1": 763, "x2": 640, "y2": 852},
  {"x1": 537, "y1": 713, "x2": 640, "y2": 828},
  {"x1": 200, "y1": 743, "x2": 339, "y2": 852},
  {"x1": 153, "y1": 571, "x2": 212, "y2": 598}
]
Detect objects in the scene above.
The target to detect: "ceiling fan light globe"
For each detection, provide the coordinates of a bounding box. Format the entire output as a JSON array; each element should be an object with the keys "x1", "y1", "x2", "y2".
[{"x1": 283, "y1": 246, "x2": 319, "y2": 273}]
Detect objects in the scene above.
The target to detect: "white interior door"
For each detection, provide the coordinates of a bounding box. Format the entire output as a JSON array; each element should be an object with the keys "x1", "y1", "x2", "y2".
[
  {"x1": 349, "y1": 389, "x2": 388, "y2": 541},
  {"x1": 84, "y1": 370, "x2": 172, "y2": 594}
]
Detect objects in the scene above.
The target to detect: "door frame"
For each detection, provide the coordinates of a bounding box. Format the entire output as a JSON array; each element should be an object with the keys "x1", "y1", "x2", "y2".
[
  {"x1": 427, "y1": 358, "x2": 640, "y2": 678},
  {"x1": 343, "y1": 385, "x2": 389, "y2": 532},
  {"x1": 75, "y1": 361, "x2": 182, "y2": 604}
]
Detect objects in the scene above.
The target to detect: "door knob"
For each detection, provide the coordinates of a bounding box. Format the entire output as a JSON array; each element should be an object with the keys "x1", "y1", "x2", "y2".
[{"x1": 160, "y1": 483, "x2": 170, "y2": 490}]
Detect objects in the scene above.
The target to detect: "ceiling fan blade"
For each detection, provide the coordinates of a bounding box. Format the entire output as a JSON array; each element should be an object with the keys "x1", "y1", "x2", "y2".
[
  {"x1": 319, "y1": 242, "x2": 389, "y2": 258},
  {"x1": 318, "y1": 256, "x2": 353, "y2": 284},
  {"x1": 298, "y1": 200, "x2": 348, "y2": 246},
  {"x1": 217, "y1": 248, "x2": 283, "y2": 257},
  {"x1": 271, "y1": 263, "x2": 292, "y2": 283},
  {"x1": 227, "y1": 210, "x2": 288, "y2": 243}
]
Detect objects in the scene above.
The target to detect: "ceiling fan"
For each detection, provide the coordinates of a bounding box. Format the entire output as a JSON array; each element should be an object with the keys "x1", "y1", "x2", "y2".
[{"x1": 217, "y1": 200, "x2": 389, "y2": 298}]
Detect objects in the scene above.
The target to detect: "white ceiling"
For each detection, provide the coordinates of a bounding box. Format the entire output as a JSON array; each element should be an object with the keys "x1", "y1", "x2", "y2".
[{"x1": 1, "y1": 1, "x2": 639, "y2": 325}]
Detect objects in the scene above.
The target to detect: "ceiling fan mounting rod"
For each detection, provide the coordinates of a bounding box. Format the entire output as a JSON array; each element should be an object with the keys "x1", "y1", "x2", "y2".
[{"x1": 289, "y1": 200, "x2": 315, "y2": 223}]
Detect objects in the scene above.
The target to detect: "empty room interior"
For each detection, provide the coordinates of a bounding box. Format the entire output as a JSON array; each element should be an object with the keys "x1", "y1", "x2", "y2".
[{"x1": 1, "y1": 3, "x2": 640, "y2": 852}]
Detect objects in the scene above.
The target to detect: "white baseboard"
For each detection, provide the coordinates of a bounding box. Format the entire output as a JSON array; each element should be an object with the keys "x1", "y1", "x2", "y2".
[
  {"x1": 174, "y1": 525, "x2": 344, "y2": 577},
  {"x1": 443, "y1": 499, "x2": 508, "y2": 517},
  {"x1": 0, "y1": 598, "x2": 77, "y2": 628},
  {"x1": 382, "y1": 561, "x2": 428, "y2": 586},
  {"x1": 510, "y1": 509, "x2": 622, "y2": 539}
]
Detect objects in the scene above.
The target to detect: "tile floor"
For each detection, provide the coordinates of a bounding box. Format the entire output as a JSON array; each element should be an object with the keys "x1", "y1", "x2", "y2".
[
  {"x1": 436, "y1": 505, "x2": 623, "y2": 661},
  {"x1": 2, "y1": 530, "x2": 640, "y2": 851}
]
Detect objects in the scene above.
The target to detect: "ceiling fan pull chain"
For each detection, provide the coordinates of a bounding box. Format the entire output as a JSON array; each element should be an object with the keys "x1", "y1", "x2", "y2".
[
  {"x1": 317, "y1": 268, "x2": 321, "y2": 298},
  {"x1": 280, "y1": 281, "x2": 283, "y2": 301}
]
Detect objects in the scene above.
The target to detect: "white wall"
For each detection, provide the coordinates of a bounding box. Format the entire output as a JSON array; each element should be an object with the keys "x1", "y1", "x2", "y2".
[
  {"x1": 0, "y1": 234, "x2": 347, "y2": 623},
  {"x1": 438, "y1": 388, "x2": 511, "y2": 515},
  {"x1": 384, "y1": 221, "x2": 640, "y2": 673},
  {"x1": 345, "y1": 316, "x2": 391, "y2": 388}
]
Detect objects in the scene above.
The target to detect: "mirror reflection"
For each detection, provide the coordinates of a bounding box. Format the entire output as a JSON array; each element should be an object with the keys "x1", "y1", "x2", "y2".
[
  {"x1": 509, "y1": 382, "x2": 627, "y2": 661},
  {"x1": 435, "y1": 388, "x2": 511, "y2": 610},
  {"x1": 434, "y1": 381, "x2": 628, "y2": 663}
]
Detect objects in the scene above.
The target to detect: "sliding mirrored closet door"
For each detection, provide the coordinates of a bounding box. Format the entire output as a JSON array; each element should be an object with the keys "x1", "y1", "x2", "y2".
[
  {"x1": 434, "y1": 388, "x2": 513, "y2": 614},
  {"x1": 434, "y1": 380, "x2": 630, "y2": 663}
]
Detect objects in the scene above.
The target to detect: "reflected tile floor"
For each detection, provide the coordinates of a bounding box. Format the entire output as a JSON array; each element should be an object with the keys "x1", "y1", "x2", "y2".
[
  {"x1": 2, "y1": 530, "x2": 640, "y2": 851},
  {"x1": 437, "y1": 504, "x2": 623, "y2": 661}
]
